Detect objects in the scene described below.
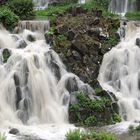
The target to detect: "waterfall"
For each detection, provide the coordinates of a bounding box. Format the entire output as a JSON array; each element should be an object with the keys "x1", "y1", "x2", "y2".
[
  {"x1": 109, "y1": 0, "x2": 135, "y2": 15},
  {"x1": 33, "y1": 0, "x2": 49, "y2": 10},
  {"x1": 98, "y1": 21, "x2": 140, "y2": 121},
  {"x1": 0, "y1": 26, "x2": 95, "y2": 132}
]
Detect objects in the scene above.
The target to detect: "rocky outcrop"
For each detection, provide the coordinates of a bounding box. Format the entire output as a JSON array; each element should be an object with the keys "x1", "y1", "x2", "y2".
[
  {"x1": 49, "y1": 6, "x2": 120, "y2": 126},
  {"x1": 52, "y1": 6, "x2": 120, "y2": 87}
]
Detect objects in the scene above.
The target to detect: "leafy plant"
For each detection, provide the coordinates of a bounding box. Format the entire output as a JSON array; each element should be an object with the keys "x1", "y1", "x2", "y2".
[
  {"x1": 0, "y1": 6, "x2": 19, "y2": 30},
  {"x1": 6, "y1": 0, "x2": 35, "y2": 20},
  {"x1": 66, "y1": 129, "x2": 81, "y2": 140},
  {"x1": 66, "y1": 129, "x2": 116, "y2": 140}
]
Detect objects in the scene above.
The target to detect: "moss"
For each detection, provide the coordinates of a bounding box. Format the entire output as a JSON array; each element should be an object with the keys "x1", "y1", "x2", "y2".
[{"x1": 112, "y1": 113, "x2": 121, "y2": 123}]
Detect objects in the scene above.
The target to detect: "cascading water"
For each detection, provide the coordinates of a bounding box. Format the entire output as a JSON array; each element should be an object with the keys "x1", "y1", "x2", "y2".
[
  {"x1": 33, "y1": 0, "x2": 49, "y2": 10},
  {"x1": 0, "y1": 24, "x2": 95, "y2": 139},
  {"x1": 109, "y1": 0, "x2": 135, "y2": 15},
  {"x1": 98, "y1": 21, "x2": 140, "y2": 122},
  {"x1": 14, "y1": 20, "x2": 50, "y2": 33}
]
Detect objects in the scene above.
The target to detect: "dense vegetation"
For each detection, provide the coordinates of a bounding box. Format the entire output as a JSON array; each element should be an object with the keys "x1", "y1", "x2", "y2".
[
  {"x1": 6, "y1": 0, "x2": 34, "y2": 20},
  {"x1": 0, "y1": 6, "x2": 19, "y2": 30},
  {"x1": 0, "y1": 0, "x2": 34, "y2": 30},
  {"x1": 66, "y1": 129, "x2": 116, "y2": 140},
  {"x1": 69, "y1": 92, "x2": 121, "y2": 126}
]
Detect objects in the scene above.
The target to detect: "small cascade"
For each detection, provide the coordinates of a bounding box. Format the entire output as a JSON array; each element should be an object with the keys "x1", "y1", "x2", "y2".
[
  {"x1": 14, "y1": 20, "x2": 50, "y2": 33},
  {"x1": 33, "y1": 0, "x2": 49, "y2": 10},
  {"x1": 109, "y1": 0, "x2": 135, "y2": 15},
  {"x1": 98, "y1": 21, "x2": 140, "y2": 121}
]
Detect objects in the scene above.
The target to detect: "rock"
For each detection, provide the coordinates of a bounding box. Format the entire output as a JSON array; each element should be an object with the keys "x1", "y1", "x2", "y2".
[
  {"x1": 34, "y1": 55, "x2": 40, "y2": 69},
  {"x1": 65, "y1": 77, "x2": 78, "y2": 93},
  {"x1": 50, "y1": 61, "x2": 61, "y2": 80},
  {"x1": 136, "y1": 38, "x2": 140, "y2": 47},
  {"x1": 14, "y1": 74, "x2": 20, "y2": 86},
  {"x1": 88, "y1": 27, "x2": 102, "y2": 36},
  {"x1": 44, "y1": 32, "x2": 54, "y2": 46},
  {"x1": 9, "y1": 128, "x2": 19, "y2": 135},
  {"x1": 93, "y1": 18, "x2": 100, "y2": 25},
  {"x1": 72, "y1": 50, "x2": 81, "y2": 60},
  {"x1": 17, "y1": 39, "x2": 27, "y2": 49},
  {"x1": 56, "y1": 25, "x2": 68, "y2": 35},
  {"x1": 79, "y1": 84, "x2": 96, "y2": 99},
  {"x1": 16, "y1": 86, "x2": 22, "y2": 109},
  {"x1": 2, "y1": 48, "x2": 11, "y2": 63},
  {"x1": 71, "y1": 40, "x2": 87, "y2": 56},
  {"x1": 67, "y1": 30, "x2": 75, "y2": 41},
  {"x1": 27, "y1": 34, "x2": 36, "y2": 42}
]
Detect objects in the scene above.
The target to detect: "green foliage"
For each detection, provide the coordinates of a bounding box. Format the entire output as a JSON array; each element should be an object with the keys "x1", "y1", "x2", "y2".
[
  {"x1": 0, "y1": 133, "x2": 6, "y2": 140},
  {"x1": 0, "y1": 6, "x2": 19, "y2": 30},
  {"x1": 66, "y1": 129, "x2": 81, "y2": 140},
  {"x1": 84, "y1": 116, "x2": 97, "y2": 126},
  {"x1": 95, "y1": 87, "x2": 103, "y2": 94},
  {"x1": 6, "y1": 0, "x2": 35, "y2": 20},
  {"x1": 126, "y1": 12, "x2": 140, "y2": 20},
  {"x1": 112, "y1": 113, "x2": 121, "y2": 123},
  {"x1": 129, "y1": 124, "x2": 140, "y2": 136},
  {"x1": 57, "y1": 35, "x2": 67, "y2": 41},
  {"x1": 35, "y1": 3, "x2": 76, "y2": 17},
  {"x1": 69, "y1": 91, "x2": 119, "y2": 126},
  {"x1": 66, "y1": 129, "x2": 116, "y2": 140}
]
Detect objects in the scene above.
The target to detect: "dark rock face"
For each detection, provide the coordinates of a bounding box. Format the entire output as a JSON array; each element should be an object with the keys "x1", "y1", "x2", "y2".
[
  {"x1": 9, "y1": 128, "x2": 19, "y2": 135},
  {"x1": 51, "y1": 6, "x2": 120, "y2": 126},
  {"x1": 53, "y1": 7, "x2": 120, "y2": 87},
  {"x1": 136, "y1": 38, "x2": 140, "y2": 47},
  {"x1": 27, "y1": 34, "x2": 36, "y2": 42}
]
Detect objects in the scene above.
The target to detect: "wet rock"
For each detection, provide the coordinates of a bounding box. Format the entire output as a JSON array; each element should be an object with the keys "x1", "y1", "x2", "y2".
[
  {"x1": 50, "y1": 61, "x2": 61, "y2": 80},
  {"x1": 44, "y1": 32, "x2": 54, "y2": 46},
  {"x1": 65, "y1": 77, "x2": 78, "y2": 93},
  {"x1": 79, "y1": 84, "x2": 96, "y2": 99},
  {"x1": 16, "y1": 87, "x2": 22, "y2": 109},
  {"x1": 14, "y1": 74, "x2": 20, "y2": 86},
  {"x1": 27, "y1": 34, "x2": 36, "y2": 42},
  {"x1": 17, "y1": 39, "x2": 27, "y2": 49},
  {"x1": 2, "y1": 48, "x2": 11, "y2": 63},
  {"x1": 136, "y1": 38, "x2": 140, "y2": 47},
  {"x1": 9, "y1": 128, "x2": 19, "y2": 135},
  {"x1": 34, "y1": 55, "x2": 40, "y2": 69}
]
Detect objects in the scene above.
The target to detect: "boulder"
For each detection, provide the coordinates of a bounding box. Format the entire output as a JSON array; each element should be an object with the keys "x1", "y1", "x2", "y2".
[
  {"x1": 67, "y1": 30, "x2": 75, "y2": 41},
  {"x1": 136, "y1": 38, "x2": 140, "y2": 47},
  {"x1": 27, "y1": 34, "x2": 36, "y2": 42},
  {"x1": 9, "y1": 128, "x2": 19, "y2": 135},
  {"x1": 44, "y1": 32, "x2": 54, "y2": 46},
  {"x1": 2, "y1": 48, "x2": 11, "y2": 63},
  {"x1": 65, "y1": 77, "x2": 78, "y2": 93}
]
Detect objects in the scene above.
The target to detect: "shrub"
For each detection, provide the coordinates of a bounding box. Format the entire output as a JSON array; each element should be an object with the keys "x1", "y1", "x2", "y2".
[
  {"x1": 0, "y1": 6, "x2": 19, "y2": 30},
  {"x1": 66, "y1": 129, "x2": 81, "y2": 140},
  {"x1": 6, "y1": 0, "x2": 35, "y2": 20},
  {"x1": 66, "y1": 129, "x2": 116, "y2": 140}
]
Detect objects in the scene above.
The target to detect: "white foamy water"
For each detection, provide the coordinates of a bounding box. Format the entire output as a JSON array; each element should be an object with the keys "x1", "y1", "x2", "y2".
[
  {"x1": 98, "y1": 21, "x2": 140, "y2": 122},
  {"x1": 0, "y1": 26, "x2": 95, "y2": 139},
  {"x1": 109, "y1": 0, "x2": 135, "y2": 15}
]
